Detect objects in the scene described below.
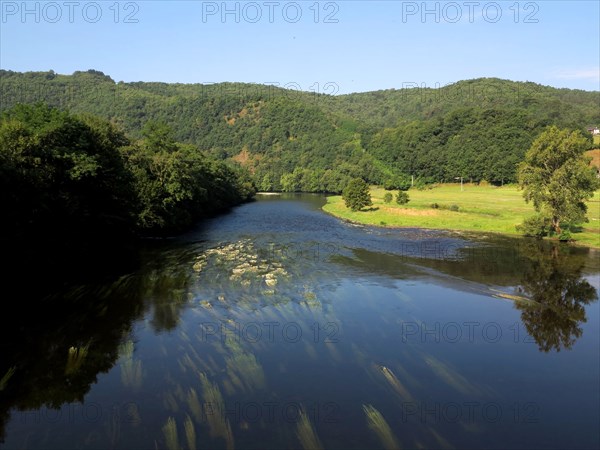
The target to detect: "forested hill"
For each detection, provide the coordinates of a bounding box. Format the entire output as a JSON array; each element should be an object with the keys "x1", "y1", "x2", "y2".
[{"x1": 1, "y1": 70, "x2": 598, "y2": 189}]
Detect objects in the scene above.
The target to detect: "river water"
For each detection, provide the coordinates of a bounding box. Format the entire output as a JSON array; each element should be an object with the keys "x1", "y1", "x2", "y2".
[{"x1": 1, "y1": 194, "x2": 598, "y2": 449}]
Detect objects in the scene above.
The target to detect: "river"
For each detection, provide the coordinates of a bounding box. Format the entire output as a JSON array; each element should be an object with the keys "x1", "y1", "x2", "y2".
[{"x1": 1, "y1": 193, "x2": 598, "y2": 449}]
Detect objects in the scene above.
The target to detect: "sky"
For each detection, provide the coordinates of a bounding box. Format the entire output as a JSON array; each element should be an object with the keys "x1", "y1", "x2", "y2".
[{"x1": 1, "y1": 1, "x2": 599, "y2": 94}]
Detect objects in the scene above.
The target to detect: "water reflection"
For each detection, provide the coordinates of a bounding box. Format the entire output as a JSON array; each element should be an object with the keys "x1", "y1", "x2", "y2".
[
  {"x1": 515, "y1": 241, "x2": 599, "y2": 352},
  {"x1": 334, "y1": 237, "x2": 599, "y2": 353},
  {"x1": 0, "y1": 275, "x2": 144, "y2": 444},
  {"x1": 0, "y1": 196, "x2": 598, "y2": 449}
]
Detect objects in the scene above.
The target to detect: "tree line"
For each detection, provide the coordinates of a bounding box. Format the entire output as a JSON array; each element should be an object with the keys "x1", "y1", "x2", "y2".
[
  {"x1": 0, "y1": 104, "x2": 256, "y2": 254},
  {"x1": 2, "y1": 70, "x2": 598, "y2": 191}
]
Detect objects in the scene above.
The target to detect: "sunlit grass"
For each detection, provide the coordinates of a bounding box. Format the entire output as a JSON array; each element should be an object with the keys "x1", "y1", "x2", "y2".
[
  {"x1": 423, "y1": 355, "x2": 478, "y2": 396},
  {"x1": 162, "y1": 416, "x2": 180, "y2": 450},
  {"x1": 119, "y1": 340, "x2": 134, "y2": 359},
  {"x1": 378, "y1": 365, "x2": 413, "y2": 402},
  {"x1": 0, "y1": 366, "x2": 16, "y2": 391},
  {"x1": 118, "y1": 340, "x2": 143, "y2": 390},
  {"x1": 65, "y1": 343, "x2": 90, "y2": 375},
  {"x1": 184, "y1": 415, "x2": 197, "y2": 450},
  {"x1": 121, "y1": 359, "x2": 143, "y2": 391},
  {"x1": 163, "y1": 391, "x2": 180, "y2": 413},
  {"x1": 199, "y1": 373, "x2": 234, "y2": 450},
  {"x1": 186, "y1": 388, "x2": 203, "y2": 424},
  {"x1": 363, "y1": 404, "x2": 401, "y2": 450},
  {"x1": 296, "y1": 407, "x2": 323, "y2": 450},
  {"x1": 323, "y1": 184, "x2": 600, "y2": 248}
]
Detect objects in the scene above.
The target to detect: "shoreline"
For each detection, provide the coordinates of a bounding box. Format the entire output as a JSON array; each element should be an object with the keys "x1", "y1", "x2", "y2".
[
  {"x1": 322, "y1": 205, "x2": 600, "y2": 249},
  {"x1": 322, "y1": 189, "x2": 600, "y2": 249}
]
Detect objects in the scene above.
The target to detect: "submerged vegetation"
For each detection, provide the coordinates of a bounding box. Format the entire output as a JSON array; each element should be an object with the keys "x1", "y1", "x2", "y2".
[
  {"x1": 161, "y1": 416, "x2": 180, "y2": 450},
  {"x1": 296, "y1": 407, "x2": 324, "y2": 450},
  {"x1": 119, "y1": 340, "x2": 143, "y2": 391},
  {"x1": 64, "y1": 344, "x2": 90, "y2": 375},
  {"x1": 363, "y1": 404, "x2": 401, "y2": 450},
  {"x1": 0, "y1": 201, "x2": 597, "y2": 448}
]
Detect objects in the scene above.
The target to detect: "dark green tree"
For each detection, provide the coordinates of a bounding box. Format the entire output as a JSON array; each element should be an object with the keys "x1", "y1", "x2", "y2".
[
  {"x1": 518, "y1": 126, "x2": 599, "y2": 235},
  {"x1": 383, "y1": 174, "x2": 411, "y2": 191},
  {"x1": 0, "y1": 103, "x2": 137, "y2": 244},
  {"x1": 342, "y1": 178, "x2": 372, "y2": 211},
  {"x1": 395, "y1": 191, "x2": 410, "y2": 205}
]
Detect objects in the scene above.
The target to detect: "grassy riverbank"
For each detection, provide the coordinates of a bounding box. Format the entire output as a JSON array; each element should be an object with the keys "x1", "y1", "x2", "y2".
[{"x1": 323, "y1": 184, "x2": 600, "y2": 248}]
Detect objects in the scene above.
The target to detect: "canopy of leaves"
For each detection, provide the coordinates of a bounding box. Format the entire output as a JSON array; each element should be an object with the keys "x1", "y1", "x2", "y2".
[
  {"x1": 395, "y1": 191, "x2": 410, "y2": 205},
  {"x1": 2, "y1": 71, "x2": 598, "y2": 190},
  {"x1": 517, "y1": 126, "x2": 600, "y2": 233},
  {"x1": 342, "y1": 178, "x2": 372, "y2": 211},
  {"x1": 0, "y1": 105, "x2": 256, "y2": 249},
  {"x1": 0, "y1": 103, "x2": 137, "y2": 247}
]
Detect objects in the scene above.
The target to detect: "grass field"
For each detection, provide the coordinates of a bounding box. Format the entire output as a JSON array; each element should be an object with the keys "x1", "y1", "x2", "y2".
[{"x1": 323, "y1": 184, "x2": 600, "y2": 248}]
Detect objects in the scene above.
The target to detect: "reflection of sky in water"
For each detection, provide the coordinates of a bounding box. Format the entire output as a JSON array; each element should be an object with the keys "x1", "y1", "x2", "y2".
[{"x1": 1, "y1": 195, "x2": 598, "y2": 450}]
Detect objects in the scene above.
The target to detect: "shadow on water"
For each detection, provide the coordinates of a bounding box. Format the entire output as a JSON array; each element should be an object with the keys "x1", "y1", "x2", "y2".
[
  {"x1": 0, "y1": 194, "x2": 598, "y2": 449},
  {"x1": 0, "y1": 240, "x2": 201, "y2": 444}
]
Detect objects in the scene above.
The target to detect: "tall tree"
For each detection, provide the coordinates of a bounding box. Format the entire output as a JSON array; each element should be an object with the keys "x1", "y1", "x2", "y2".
[
  {"x1": 518, "y1": 126, "x2": 599, "y2": 235},
  {"x1": 342, "y1": 178, "x2": 372, "y2": 211}
]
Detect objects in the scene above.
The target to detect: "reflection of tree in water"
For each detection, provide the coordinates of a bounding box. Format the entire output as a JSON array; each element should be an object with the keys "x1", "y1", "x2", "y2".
[
  {"x1": 516, "y1": 241, "x2": 598, "y2": 352},
  {"x1": 0, "y1": 278, "x2": 145, "y2": 444},
  {"x1": 0, "y1": 243, "x2": 196, "y2": 444}
]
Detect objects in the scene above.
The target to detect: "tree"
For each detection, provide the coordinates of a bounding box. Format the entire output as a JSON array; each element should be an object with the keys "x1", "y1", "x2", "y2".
[
  {"x1": 383, "y1": 192, "x2": 393, "y2": 203},
  {"x1": 342, "y1": 178, "x2": 372, "y2": 211},
  {"x1": 0, "y1": 103, "x2": 137, "y2": 242},
  {"x1": 395, "y1": 191, "x2": 410, "y2": 205},
  {"x1": 518, "y1": 126, "x2": 599, "y2": 235},
  {"x1": 383, "y1": 174, "x2": 411, "y2": 191}
]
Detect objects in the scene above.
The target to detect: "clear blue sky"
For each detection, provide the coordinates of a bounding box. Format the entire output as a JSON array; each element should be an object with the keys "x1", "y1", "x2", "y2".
[{"x1": 1, "y1": 1, "x2": 599, "y2": 94}]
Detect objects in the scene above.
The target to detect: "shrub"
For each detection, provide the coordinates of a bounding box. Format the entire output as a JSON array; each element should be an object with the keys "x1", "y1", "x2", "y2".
[
  {"x1": 396, "y1": 191, "x2": 410, "y2": 205},
  {"x1": 383, "y1": 192, "x2": 393, "y2": 203},
  {"x1": 449, "y1": 204, "x2": 460, "y2": 212},
  {"x1": 559, "y1": 228, "x2": 572, "y2": 242},
  {"x1": 516, "y1": 214, "x2": 551, "y2": 238},
  {"x1": 430, "y1": 203, "x2": 439, "y2": 209}
]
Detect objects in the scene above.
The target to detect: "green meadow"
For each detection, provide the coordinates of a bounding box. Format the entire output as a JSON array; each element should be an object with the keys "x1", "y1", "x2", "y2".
[{"x1": 323, "y1": 184, "x2": 600, "y2": 248}]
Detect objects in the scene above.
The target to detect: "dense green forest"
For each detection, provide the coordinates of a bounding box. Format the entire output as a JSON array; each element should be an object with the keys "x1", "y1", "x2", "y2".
[
  {"x1": 0, "y1": 103, "x2": 254, "y2": 261},
  {"x1": 1, "y1": 70, "x2": 599, "y2": 191}
]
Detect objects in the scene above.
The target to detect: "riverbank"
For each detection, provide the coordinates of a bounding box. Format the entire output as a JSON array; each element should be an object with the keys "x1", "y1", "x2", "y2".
[{"x1": 322, "y1": 184, "x2": 600, "y2": 248}]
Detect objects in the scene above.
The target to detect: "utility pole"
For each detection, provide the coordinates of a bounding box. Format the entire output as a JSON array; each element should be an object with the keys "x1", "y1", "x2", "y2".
[{"x1": 455, "y1": 177, "x2": 463, "y2": 191}]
